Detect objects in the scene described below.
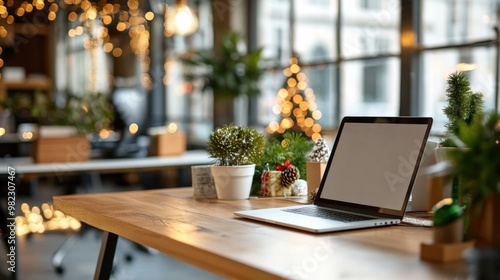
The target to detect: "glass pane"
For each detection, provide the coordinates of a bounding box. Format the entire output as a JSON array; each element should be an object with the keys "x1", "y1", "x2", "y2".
[
  {"x1": 341, "y1": 0, "x2": 400, "y2": 58},
  {"x1": 341, "y1": 57, "x2": 400, "y2": 116},
  {"x1": 293, "y1": 0, "x2": 337, "y2": 62},
  {"x1": 301, "y1": 64, "x2": 337, "y2": 128},
  {"x1": 420, "y1": 47, "x2": 496, "y2": 134},
  {"x1": 258, "y1": 0, "x2": 291, "y2": 64},
  {"x1": 421, "y1": 0, "x2": 498, "y2": 46},
  {"x1": 257, "y1": 64, "x2": 337, "y2": 132}
]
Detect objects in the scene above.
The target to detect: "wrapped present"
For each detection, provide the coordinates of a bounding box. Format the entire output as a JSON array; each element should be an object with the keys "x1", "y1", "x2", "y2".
[{"x1": 260, "y1": 171, "x2": 291, "y2": 197}]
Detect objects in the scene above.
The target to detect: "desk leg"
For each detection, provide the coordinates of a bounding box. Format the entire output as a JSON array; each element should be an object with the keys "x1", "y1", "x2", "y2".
[{"x1": 94, "y1": 231, "x2": 118, "y2": 280}]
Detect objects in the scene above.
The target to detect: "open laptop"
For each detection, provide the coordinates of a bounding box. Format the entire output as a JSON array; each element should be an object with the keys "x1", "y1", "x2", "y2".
[{"x1": 234, "y1": 116, "x2": 433, "y2": 233}]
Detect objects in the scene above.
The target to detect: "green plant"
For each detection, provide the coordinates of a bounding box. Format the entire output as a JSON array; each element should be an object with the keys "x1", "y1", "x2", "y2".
[
  {"x1": 449, "y1": 111, "x2": 500, "y2": 212},
  {"x1": 252, "y1": 132, "x2": 313, "y2": 194},
  {"x1": 181, "y1": 31, "x2": 265, "y2": 98},
  {"x1": 33, "y1": 92, "x2": 114, "y2": 134},
  {"x1": 1, "y1": 91, "x2": 114, "y2": 134},
  {"x1": 441, "y1": 72, "x2": 484, "y2": 147},
  {"x1": 207, "y1": 124, "x2": 266, "y2": 166}
]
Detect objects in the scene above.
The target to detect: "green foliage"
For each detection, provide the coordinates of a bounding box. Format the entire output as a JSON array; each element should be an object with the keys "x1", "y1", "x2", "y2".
[
  {"x1": 181, "y1": 32, "x2": 266, "y2": 98},
  {"x1": 34, "y1": 92, "x2": 114, "y2": 134},
  {"x1": 251, "y1": 132, "x2": 314, "y2": 194},
  {"x1": 207, "y1": 124, "x2": 266, "y2": 166},
  {"x1": 1, "y1": 91, "x2": 113, "y2": 134},
  {"x1": 442, "y1": 72, "x2": 484, "y2": 147},
  {"x1": 449, "y1": 111, "x2": 500, "y2": 207}
]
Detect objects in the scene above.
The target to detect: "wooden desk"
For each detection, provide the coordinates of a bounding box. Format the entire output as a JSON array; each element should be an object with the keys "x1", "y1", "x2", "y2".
[{"x1": 53, "y1": 188, "x2": 468, "y2": 280}]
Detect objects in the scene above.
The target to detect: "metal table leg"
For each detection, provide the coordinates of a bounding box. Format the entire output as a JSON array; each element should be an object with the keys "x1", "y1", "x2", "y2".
[{"x1": 94, "y1": 231, "x2": 118, "y2": 280}]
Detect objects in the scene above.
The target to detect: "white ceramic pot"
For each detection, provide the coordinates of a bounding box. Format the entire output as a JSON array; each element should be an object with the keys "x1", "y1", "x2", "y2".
[{"x1": 210, "y1": 164, "x2": 255, "y2": 199}]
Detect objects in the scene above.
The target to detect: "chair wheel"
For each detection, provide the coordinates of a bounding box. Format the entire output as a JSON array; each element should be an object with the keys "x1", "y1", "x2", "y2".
[{"x1": 55, "y1": 266, "x2": 64, "y2": 275}]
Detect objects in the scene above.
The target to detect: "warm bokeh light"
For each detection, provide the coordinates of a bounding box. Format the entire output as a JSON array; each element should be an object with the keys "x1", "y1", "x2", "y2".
[
  {"x1": 145, "y1": 11, "x2": 154, "y2": 21},
  {"x1": 267, "y1": 58, "x2": 322, "y2": 139},
  {"x1": 16, "y1": 202, "x2": 81, "y2": 236},
  {"x1": 129, "y1": 123, "x2": 139, "y2": 134},
  {"x1": 164, "y1": 2, "x2": 199, "y2": 36},
  {"x1": 167, "y1": 122, "x2": 178, "y2": 133},
  {"x1": 112, "y1": 47, "x2": 123, "y2": 57},
  {"x1": 22, "y1": 131, "x2": 33, "y2": 140},
  {"x1": 99, "y1": 129, "x2": 110, "y2": 139},
  {"x1": 0, "y1": 127, "x2": 5, "y2": 136}
]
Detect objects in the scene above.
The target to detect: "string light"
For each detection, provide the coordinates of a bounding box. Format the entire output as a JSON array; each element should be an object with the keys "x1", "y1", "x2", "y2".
[
  {"x1": 267, "y1": 57, "x2": 323, "y2": 141},
  {"x1": 16, "y1": 203, "x2": 81, "y2": 236}
]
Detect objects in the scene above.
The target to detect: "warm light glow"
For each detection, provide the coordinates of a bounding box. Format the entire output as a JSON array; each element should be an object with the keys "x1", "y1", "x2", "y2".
[
  {"x1": 283, "y1": 68, "x2": 292, "y2": 77},
  {"x1": 22, "y1": 132, "x2": 33, "y2": 140},
  {"x1": 456, "y1": 63, "x2": 476, "y2": 72},
  {"x1": 99, "y1": 129, "x2": 110, "y2": 139},
  {"x1": 164, "y1": 0, "x2": 199, "y2": 36},
  {"x1": 145, "y1": 11, "x2": 154, "y2": 21},
  {"x1": 116, "y1": 22, "x2": 127, "y2": 32},
  {"x1": 290, "y1": 64, "x2": 300, "y2": 74},
  {"x1": 312, "y1": 110, "x2": 322, "y2": 120},
  {"x1": 103, "y1": 42, "x2": 113, "y2": 52},
  {"x1": 167, "y1": 123, "x2": 178, "y2": 133},
  {"x1": 0, "y1": 127, "x2": 5, "y2": 136},
  {"x1": 129, "y1": 123, "x2": 139, "y2": 134},
  {"x1": 68, "y1": 11, "x2": 77, "y2": 21},
  {"x1": 112, "y1": 47, "x2": 123, "y2": 57}
]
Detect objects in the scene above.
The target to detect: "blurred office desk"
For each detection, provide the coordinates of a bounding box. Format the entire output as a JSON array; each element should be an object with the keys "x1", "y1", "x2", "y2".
[
  {"x1": 0, "y1": 150, "x2": 212, "y2": 196},
  {"x1": 0, "y1": 150, "x2": 211, "y2": 176},
  {"x1": 53, "y1": 188, "x2": 468, "y2": 280}
]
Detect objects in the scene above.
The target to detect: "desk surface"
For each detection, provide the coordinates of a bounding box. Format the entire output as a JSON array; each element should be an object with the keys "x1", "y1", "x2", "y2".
[
  {"x1": 0, "y1": 150, "x2": 212, "y2": 175},
  {"x1": 53, "y1": 188, "x2": 468, "y2": 280}
]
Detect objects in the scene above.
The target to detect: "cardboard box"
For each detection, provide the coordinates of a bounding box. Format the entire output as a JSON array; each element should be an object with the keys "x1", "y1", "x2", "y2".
[
  {"x1": 34, "y1": 135, "x2": 90, "y2": 163},
  {"x1": 149, "y1": 131, "x2": 186, "y2": 156}
]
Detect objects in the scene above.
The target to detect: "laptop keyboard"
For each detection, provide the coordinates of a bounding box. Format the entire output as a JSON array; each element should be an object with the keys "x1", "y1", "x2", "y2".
[{"x1": 283, "y1": 207, "x2": 375, "y2": 223}]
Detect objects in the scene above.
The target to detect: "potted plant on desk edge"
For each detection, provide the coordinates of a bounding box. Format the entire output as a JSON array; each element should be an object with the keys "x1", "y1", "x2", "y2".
[
  {"x1": 447, "y1": 111, "x2": 500, "y2": 247},
  {"x1": 31, "y1": 91, "x2": 114, "y2": 163},
  {"x1": 207, "y1": 124, "x2": 265, "y2": 199}
]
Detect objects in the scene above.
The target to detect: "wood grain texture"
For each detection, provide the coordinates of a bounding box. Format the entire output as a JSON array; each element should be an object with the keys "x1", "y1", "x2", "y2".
[{"x1": 53, "y1": 188, "x2": 468, "y2": 280}]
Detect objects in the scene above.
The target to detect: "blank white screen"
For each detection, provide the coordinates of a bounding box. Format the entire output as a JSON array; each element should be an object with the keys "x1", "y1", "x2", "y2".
[{"x1": 319, "y1": 122, "x2": 428, "y2": 210}]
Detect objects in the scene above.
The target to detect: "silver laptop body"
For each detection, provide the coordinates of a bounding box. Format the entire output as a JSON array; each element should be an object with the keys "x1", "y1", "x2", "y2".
[{"x1": 235, "y1": 116, "x2": 433, "y2": 233}]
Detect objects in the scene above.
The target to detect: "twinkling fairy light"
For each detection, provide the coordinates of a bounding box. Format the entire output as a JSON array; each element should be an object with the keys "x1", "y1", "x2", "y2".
[{"x1": 267, "y1": 57, "x2": 323, "y2": 141}]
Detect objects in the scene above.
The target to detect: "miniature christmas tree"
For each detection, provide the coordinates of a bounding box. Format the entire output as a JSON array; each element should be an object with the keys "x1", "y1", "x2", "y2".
[
  {"x1": 307, "y1": 138, "x2": 330, "y2": 162},
  {"x1": 266, "y1": 57, "x2": 323, "y2": 141},
  {"x1": 442, "y1": 72, "x2": 484, "y2": 147}
]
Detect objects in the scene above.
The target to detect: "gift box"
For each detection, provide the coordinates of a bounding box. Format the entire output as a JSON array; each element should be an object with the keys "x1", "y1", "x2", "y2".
[{"x1": 261, "y1": 171, "x2": 292, "y2": 197}]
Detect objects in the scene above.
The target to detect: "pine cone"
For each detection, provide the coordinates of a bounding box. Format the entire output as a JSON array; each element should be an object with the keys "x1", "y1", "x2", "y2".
[{"x1": 281, "y1": 166, "x2": 300, "y2": 188}]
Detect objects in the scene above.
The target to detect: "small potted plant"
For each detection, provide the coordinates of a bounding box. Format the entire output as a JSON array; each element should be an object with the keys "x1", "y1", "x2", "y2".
[
  {"x1": 207, "y1": 124, "x2": 266, "y2": 199},
  {"x1": 447, "y1": 111, "x2": 500, "y2": 247},
  {"x1": 436, "y1": 71, "x2": 484, "y2": 201},
  {"x1": 438, "y1": 71, "x2": 483, "y2": 151}
]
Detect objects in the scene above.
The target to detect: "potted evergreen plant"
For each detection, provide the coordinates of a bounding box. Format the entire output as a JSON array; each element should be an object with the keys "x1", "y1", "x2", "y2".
[
  {"x1": 438, "y1": 71, "x2": 484, "y2": 150},
  {"x1": 207, "y1": 124, "x2": 266, "y2": 199},
  {"x1": 181, "y1": 32, "x2": 265, "y2": 128},
  {"x1": 436, "y1": 72, "x2": 484, "y2": 200},
  {"x1": 447, "y1": 111, "x2": 500, "y2": 247}
]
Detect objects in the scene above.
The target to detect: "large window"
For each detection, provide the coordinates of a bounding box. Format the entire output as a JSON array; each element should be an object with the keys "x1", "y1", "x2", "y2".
[
  {"x1": 253, "y1": 0, "x2": 500, "y2": 135},
  {"x1": 256, "y1": 0, "x2": 400, "y2": 133},
  {"x1": 418, "y1": 0, "x2": 499, "y2": 133}
]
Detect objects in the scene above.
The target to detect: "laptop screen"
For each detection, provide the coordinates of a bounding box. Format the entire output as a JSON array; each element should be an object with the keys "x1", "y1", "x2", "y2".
[{"x1": 316, "y1": 117, "x2": 432, "y2": 217}]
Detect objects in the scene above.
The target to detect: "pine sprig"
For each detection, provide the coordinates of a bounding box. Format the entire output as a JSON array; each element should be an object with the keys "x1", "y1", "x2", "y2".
[{"x1": 442, "y1": 72, "x2": 484, "y2": 147}]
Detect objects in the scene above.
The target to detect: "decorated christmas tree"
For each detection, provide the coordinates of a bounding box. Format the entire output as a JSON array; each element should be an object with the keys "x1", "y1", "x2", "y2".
[{"x1": 266, "y1": 57, "x2": 323, "y2": 141}]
